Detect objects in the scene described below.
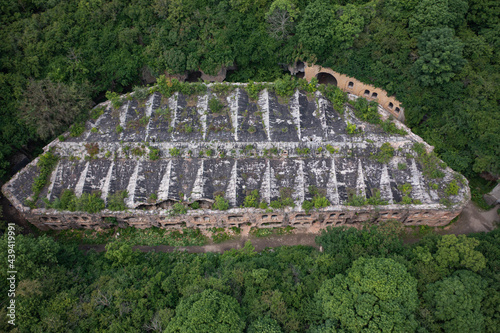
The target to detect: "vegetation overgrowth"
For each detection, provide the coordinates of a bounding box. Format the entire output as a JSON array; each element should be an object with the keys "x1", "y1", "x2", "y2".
[{"x1": 0, "y1": 221, "x2": 499, "y2": 332}]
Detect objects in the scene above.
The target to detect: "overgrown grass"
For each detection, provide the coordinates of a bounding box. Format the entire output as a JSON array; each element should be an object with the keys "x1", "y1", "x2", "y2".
[{"x1": 47, "y1": 227, "x2": 208, "y2": 246}]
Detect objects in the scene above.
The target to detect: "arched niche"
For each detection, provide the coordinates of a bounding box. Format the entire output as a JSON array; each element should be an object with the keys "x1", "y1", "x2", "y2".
[{"x1": 316, "y1": 72, "x2": 337, "y2": 86}]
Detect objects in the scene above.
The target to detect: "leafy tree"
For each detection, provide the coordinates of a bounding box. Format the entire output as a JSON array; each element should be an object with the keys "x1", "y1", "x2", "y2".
[
  {"x1": 423, "y1": 270, "x2": 486, "y2": 332},
  {"x1": 409, "y1": 0, "x2": 468, "y2": 33},
  {"x1": 297, "y1": 0, "x2": 335, "y2": 60},
  {"x1": 105, "y1": 241, "x2": 136, "y2": 267},
  {"x1": 248, "y1": 316, "x2": 283, "y2": 333},
  {"x1": 19, "y1": 79, "x2": 93, "y2": 140},
  {"x1": 412, "y1": 28, "x2": 466, "y2": 86},
  {"x1": 166, "y1": 289, "x2": 245, "y2": 333},
  {"x1": 316, "y1": 257, "x2": 418, "y2": 332},
  {"x1": 411, "y1": 234, "x2": 486, "y2": 286}
]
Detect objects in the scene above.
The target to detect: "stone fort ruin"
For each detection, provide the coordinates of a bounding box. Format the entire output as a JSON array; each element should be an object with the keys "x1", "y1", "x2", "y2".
[{"x1": 2, "y1": 77, "x2": 469, "y2": 231}]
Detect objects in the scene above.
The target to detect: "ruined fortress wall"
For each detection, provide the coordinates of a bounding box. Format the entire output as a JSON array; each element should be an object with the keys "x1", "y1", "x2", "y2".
[
  {"x1": 28, "y1": 206, "x2": 462, "y2": 231},
  {"x1": 303, "y1": 65, "x2": 405, "y2": 121}
]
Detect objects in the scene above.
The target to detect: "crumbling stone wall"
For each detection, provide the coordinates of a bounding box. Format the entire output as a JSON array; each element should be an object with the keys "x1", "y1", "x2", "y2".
[{"x1": 28, "y1": 205, "x2": 462, "y2": 231}]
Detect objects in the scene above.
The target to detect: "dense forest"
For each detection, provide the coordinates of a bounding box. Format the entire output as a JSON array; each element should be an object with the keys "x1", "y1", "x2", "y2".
[
  {"x1": 0, "y1": 0, "x2": 499, "y2": 184},
  {"x1": 0, "y1": 222, "x2": 499, "y2": 332}
]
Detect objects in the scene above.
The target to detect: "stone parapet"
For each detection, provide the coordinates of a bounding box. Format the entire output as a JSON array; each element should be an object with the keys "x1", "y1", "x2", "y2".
[{"x1": 27, "y1": 204, "x2": 463, "y2": 231}]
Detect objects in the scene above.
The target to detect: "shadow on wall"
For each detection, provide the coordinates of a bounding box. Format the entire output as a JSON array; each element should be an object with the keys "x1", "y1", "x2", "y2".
[{"x1": 290, "y1": 62, "x2": 405, "y2": 121}]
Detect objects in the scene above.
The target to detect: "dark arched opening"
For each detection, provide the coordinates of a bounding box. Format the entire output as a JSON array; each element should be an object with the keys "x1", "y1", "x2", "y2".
[
  {"x1": 186, "y1": 71, "x2": 202, "y2": 82},
  {"x1": 295, "y1": 71, "x2": 305, "y2": 79},
  {"x1": 316, "y1": 72, "x2": 337, "y2": 86}
]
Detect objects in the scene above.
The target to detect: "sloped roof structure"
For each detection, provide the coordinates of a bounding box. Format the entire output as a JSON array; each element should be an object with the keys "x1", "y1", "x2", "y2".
[{"x1": 3, "y1": 83, "x2": 469, "y2": 229}]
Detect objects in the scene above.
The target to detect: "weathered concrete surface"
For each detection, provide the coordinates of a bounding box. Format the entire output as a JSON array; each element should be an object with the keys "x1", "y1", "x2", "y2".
[{"x1": 2, "y1": 83, "x2": 469, "y2": 231}]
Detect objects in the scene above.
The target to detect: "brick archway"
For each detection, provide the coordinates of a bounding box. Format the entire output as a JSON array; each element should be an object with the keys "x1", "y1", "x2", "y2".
[{"x1": 316, "y1": 72, "x2": 337, "y2": 86}]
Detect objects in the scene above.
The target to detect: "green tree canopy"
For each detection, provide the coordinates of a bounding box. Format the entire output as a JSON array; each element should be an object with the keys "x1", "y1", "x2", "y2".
[
  {"x1": 19, "y1": 79, "x2": 93, "y2": 140},
  {"x1": 412, "y1": 27, "x2": 466, "y2": 86},
  {"x1": 316, "y1": 257, "x2": 418, "y2": 332},
  {"x1": 248, "y1": 316, "x2": 283, "y2": 333},
  {"x1": 409, "y1": 0, "x2": 468, "y2": 33},
  {"x1": 166, "y1": 289, "x2": 245, "y2": 333},
  {"x1": 423, "y1": 270, "x2": 486, "y2": 332}
]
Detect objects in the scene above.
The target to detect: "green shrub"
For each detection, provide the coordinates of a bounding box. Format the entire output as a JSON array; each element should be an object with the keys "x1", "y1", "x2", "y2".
[
  {"x1": 302, "y1": 195, "x2": 330, "y2": 213},
  {"x1": 149, "y1": 148, "x2": 160, "y2": 160},
  {"x1": 205, "y1": 149, "x2": 213, "y2": 157},
  {"x1": 326, "y1": 144, "x2": 338, "y2": 154},
  {"x1": 243, "y1": 190, "x2": 260, "y2": 208},
  {"x1": 398, "y1": 163, "x2": 407, "y2": 170},
  {"x1": 245, "y1": 81, "x2": 269, "y2": 100},
  {"x1": 353, "y1": 97, "x2": 381, "y2": 124},
  {"x1": 372, "y1": 143, "x2": 395, "y2": 164},
  {"x1": 347, "y1": 193, "x2": 367, "y2": 206},
  {"x1": 107, "y1": 191, "x2": 128, "y2": 211},
  {"x1": 105, "y1": 91, "x2": 124, "y2": 109},
  {"x1": 381, "y1": 119, "x2": 407, "y2": 135},
  {"x1": 75, "y1": 192, "x2": 106, "y2": 213},
  {"x1": 445, "y1": 180, "x2": 460, "y2": 196},
  {"x1": 366, "y1": 190, "x2": 389, "y2": 205},
  {"x1": 259, "y1": 202, "x2": 268, "y2": 209},
  {"x1": 250, "y1": 227, "x2": 273, "y2": 237},
  {"x1": 29, "y1": 152, "x2": 59, "y2": 207},
  {"x1": 115, "y1": 125, "x2": 123, "y2": 134},
  {"x1": 296, "y1": 147, "x2": 310, "y2": 155},
  {"x1": 169, "y1": 148, "x2": 181, "y2": 157},
  {"x1": 413, "y1": 143, "x2": 446, "y2": 179},
  {"x1": 270, "y1": 197, "x2": 295, "y2": 209},
  {"x1": 133, "y1": 85, "x2": 149, "y2": 100},
  {"x1": 248, "y1": 126, "x2": 256, "y2": 134},
  {"x1": 47, "y1": 189, "x2": 106, "y2": 213},
  {"x1": 346, "y1": 122, "x2": 358, "y2": 134},
  {"x1": 169, "y1": 203, "x2": 187, "y2": 216},
  {"x1": 90, "y1": 106, "x2": 105, "y2": 120},
  {"x1": 318, "y1": 84, "x2": 346, "y2": 112},
  {"x1": 70, "y1": 122, "x2": 85, "y2": 137},
  {"x1": 210, "y1": 228, "x2": 232, "y2": 243},
  {"x1": 273, "y1": 76, "x2": 297, "y2": 97},
  {"x1": 190, "y1": 201, "x2": 200, "y2": 209},
  {"x1": 399, "y1": 183, "x2": 413, "y2": 196},
  {"x1": 208, "y1": 97, "x2": 224, "y2": 113},
  {"x1": 213, "y1": 195, "x2": 230, "y2": 210}
]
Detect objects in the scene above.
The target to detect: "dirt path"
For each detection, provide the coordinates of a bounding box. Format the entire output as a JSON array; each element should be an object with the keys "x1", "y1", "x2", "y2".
[
  {"x1": 438, "y1": 201, "x2": 499, "y2": 235},
  {"x1": 80, "y1": 233, "x2": 320, "y2": 254}
]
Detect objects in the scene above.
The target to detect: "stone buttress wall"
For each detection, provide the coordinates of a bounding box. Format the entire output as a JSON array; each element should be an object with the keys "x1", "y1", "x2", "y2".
[{"x1": 28, "y1": 205, "x2": 462, "y2": 231}]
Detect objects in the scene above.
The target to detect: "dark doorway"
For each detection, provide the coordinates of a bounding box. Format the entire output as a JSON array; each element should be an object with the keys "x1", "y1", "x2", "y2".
[
  {"x1": 186, "y1": 71, "x2": 202, "y2": 82},
  {"x1": 295, "y1": 72, "x2": 305, "y2": 79},
  {"x1": 316, "y1": 72, "x2": 337, "y2": 86}
]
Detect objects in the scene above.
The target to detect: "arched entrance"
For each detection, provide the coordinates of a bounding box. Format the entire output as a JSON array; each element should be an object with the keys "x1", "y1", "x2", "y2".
[
  {"x1": 316, "y1": 72, "x2": 337, "y2": 86},
  {"x1": 186, "y1": 71, "x2": 202, "y2": 82}
]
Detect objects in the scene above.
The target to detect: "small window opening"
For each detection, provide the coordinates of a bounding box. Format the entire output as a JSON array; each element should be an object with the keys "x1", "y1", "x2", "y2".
[
  {"x1": 364, "y1": 90, "x2": 370, "y2": 96},
  {"x1": 388, "y1": 102, "x2": 394, "y2": 109},
  {"x1": 371, "y1": 92, "x2": 378, "y2": 98},
  {"x1": 395, "y1": 107, "x2": 400, "y2": 113},
  {"x1": 348, "y1": 82, "x2": 354, "y2": 88}
]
